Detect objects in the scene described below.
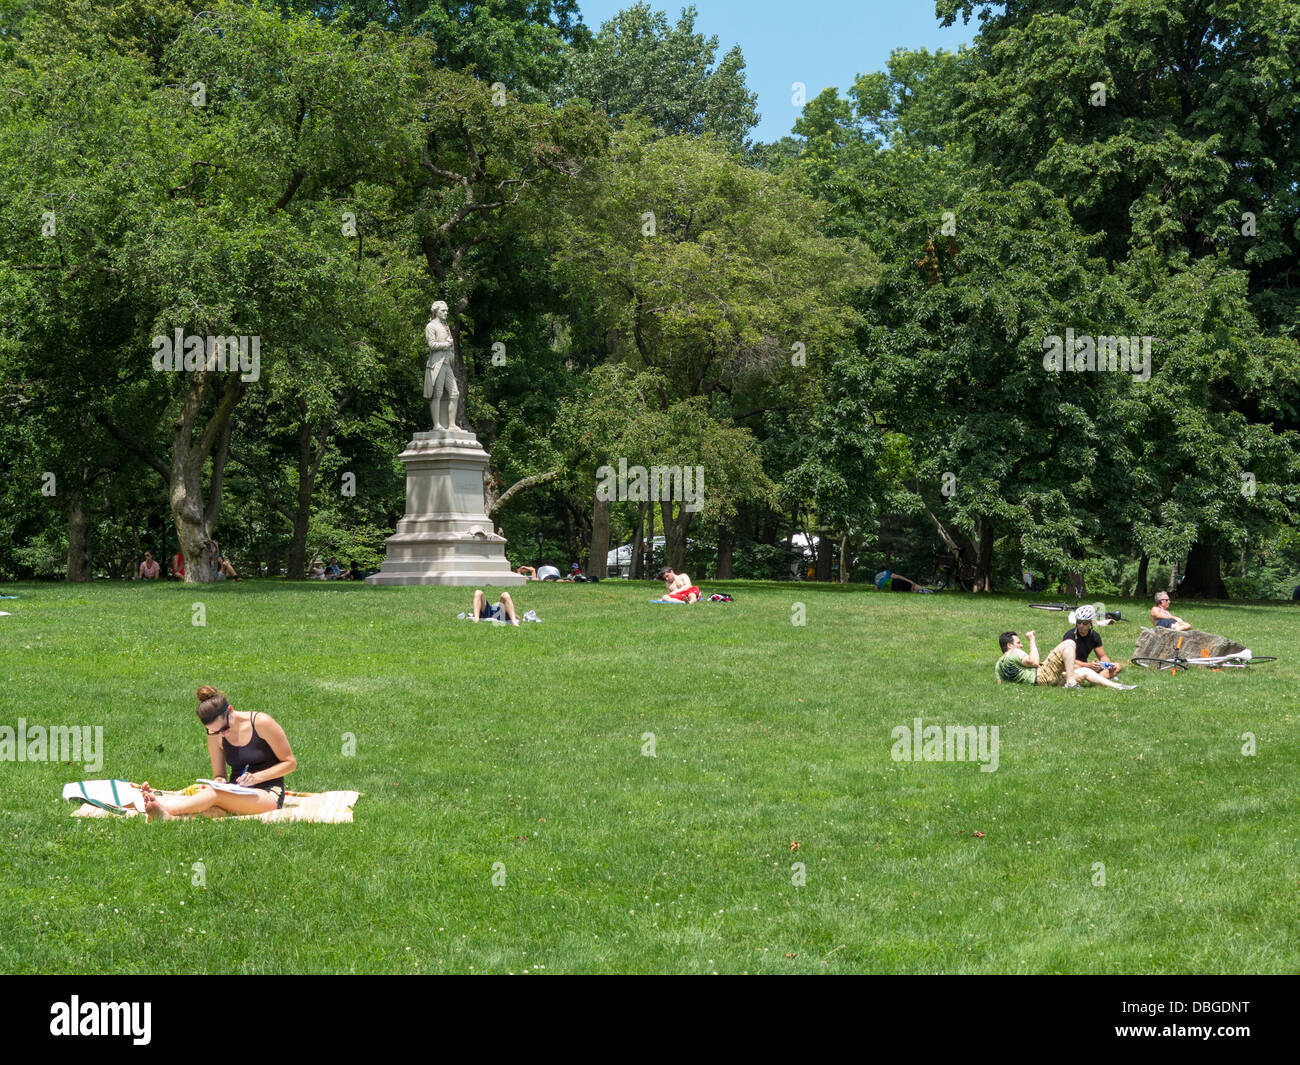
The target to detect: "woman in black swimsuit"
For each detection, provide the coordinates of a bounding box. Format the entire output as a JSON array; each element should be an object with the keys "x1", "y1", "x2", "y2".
[{"x1": 143, "y1": 685, "x2": 297, "y2": 820}]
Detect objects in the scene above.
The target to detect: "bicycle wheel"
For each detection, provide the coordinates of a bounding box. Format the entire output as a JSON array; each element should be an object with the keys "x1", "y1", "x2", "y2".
[{"x1": 1132, "y1": 656, "x2": 1184, "y2": 672}]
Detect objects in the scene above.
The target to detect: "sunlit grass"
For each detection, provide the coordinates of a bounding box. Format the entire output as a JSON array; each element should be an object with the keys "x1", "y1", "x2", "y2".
[{"x1": 1, "y1": 580, "x2": 1296, "y2": 973}]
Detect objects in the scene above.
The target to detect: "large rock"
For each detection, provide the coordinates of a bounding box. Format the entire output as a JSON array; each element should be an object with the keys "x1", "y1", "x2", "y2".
[{"x1": 1132, "y1": 627, "x2": 1245, "y2": 664}]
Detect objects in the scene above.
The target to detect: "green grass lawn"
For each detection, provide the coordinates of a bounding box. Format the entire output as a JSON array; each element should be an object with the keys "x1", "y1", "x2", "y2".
[{"x1": 1, "y1": 579, "x2": 1297, "y2": 973}]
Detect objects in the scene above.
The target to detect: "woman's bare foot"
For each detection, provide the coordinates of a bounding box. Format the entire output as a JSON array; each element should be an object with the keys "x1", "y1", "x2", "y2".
[{"x1": 141, "y1": 782, "x2": 174, "y2": 821}]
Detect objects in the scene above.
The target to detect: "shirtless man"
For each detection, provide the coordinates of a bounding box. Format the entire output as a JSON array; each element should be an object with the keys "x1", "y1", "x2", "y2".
[
  {"x1": 660, "y1": 567, "x2": 701, "y2": 603},
  {"x1": 1150, "y1": 592, "x2": 1191, "y2": 631},
  {"x1": 995, "y1": 630, "x2": 1134, "y2": 689}
]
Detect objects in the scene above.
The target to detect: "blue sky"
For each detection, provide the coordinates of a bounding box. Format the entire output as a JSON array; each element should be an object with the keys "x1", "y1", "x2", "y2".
[{"x1": 575, "y1": 1, "x2": 977, "y2": 143}]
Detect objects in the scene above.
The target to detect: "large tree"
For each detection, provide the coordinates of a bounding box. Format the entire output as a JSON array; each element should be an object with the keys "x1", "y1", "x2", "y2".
[
  {"x1": 937, "y1": 0, "x2": 1300, "y2": 593},
  {"x1": 559, "y1": 2, "x2": 760, "y2": 153},
  {"x1": 0, "y1": 1, "x2": 435, "y2": 580},
  {"x1": 553, "y1": 125, "x2": 868, "y2": 570}
]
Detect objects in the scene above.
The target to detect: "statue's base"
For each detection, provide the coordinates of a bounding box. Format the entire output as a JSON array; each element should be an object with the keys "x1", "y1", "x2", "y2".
[{"x1": 366, "y1": 429, "x2": 523, "y2": 587}]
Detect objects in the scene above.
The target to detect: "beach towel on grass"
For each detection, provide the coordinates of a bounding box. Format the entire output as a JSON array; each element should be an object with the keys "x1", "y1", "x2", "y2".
[
  {"x1": 64, "y1": 780, "x2": 360, "y2": 823},
  {"x1": 62, "y1": 779, "x2": 144, "y2": 813}
]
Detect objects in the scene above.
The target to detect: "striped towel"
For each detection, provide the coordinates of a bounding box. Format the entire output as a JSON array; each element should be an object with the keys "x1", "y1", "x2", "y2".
[{"x1": 62, "y1": 779, "x2": 144, "y2": 813}]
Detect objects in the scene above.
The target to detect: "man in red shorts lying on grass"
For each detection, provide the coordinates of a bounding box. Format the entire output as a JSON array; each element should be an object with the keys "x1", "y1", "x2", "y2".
[{"x1": 660, "y1": 567, "x2": 701, "y2": 603}]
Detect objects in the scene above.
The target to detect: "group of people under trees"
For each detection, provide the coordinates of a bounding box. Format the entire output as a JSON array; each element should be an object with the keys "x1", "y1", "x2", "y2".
[
  {"x1": 516, "y1": 562, "x2": 590, "y2": 582},
  {"x1": 311, "y1": 558, "x2": 373, "y2": 581},
  {"x1": 472, "y1": 566, "x2": 701, "y2": 624},
  {"x1": 994, "y1": 593, "x2": 1196, "y2": 690},
  {"x1": 132, "y1": 545, "x2": 240, "y2": 581}
]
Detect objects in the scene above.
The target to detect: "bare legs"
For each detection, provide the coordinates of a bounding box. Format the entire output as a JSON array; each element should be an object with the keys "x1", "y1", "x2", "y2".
[
  {"x1": 472, "y1": 590, "x2": 519, "y2": 626},
  {"x1": 1053, "y1": 639, "x2": 1080, "y2": 686},
  {"x1": 141, "y1": 781, "x2": 277, "y2": 821},
  {"x1": 499, "y1": 592, "x2": 518, "y2": 624},
  {"x1": 1074, "y1": 668, "x2": 1131, "y2": 689}
]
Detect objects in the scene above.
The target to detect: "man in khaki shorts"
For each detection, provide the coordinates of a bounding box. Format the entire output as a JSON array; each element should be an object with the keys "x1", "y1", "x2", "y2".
[{"x1": 995, "y1": 630, "x2": 1135, "y2": 689}]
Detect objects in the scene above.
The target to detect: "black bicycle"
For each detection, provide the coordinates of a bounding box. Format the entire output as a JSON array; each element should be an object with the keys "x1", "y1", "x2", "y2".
[
  {"x1": 928, "y1": 550, "x2": 977, "y2": 592},
  {"x1": 1028, "y1": 601, "x2": 1125, "y2": 623}
]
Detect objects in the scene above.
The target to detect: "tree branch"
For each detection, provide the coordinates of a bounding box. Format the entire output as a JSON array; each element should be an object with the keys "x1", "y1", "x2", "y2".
[
  {"x1": 489, "y1": 468, "x2": 561, "y2": 516},
  {"x1": 95, "y1": 414, "x2": 169, "y2": 481},
  {"x1": 228, "y1": 450, "x2": 295, "y2": 523}
]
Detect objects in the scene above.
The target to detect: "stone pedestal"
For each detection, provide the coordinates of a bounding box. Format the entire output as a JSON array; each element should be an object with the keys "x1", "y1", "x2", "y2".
[{"x1": 366, "y1": 429, "x2": 523, "y2": 587}]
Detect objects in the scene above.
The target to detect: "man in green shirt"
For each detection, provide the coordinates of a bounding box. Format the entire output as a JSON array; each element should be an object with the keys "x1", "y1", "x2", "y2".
[{"x1": 995, "y1": 630, "x2": 1134, "y2": 689}]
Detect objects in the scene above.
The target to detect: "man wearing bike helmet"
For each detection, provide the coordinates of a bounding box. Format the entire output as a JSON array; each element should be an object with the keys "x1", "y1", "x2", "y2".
[{"x1": 1063, "y1": 605, "x2": 1122, "y2": 679}]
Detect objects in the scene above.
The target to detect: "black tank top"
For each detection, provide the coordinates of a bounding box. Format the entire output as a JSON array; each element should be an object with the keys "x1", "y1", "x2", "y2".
[{"x1": 222, "y1": 712, "x2": 285, "y2": 790}]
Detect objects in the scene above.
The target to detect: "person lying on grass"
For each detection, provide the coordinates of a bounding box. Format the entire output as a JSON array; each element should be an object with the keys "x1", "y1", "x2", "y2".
[
  {"x1": 142, "y1": 685, "x2": 297, "y2": 820},
  {"x1": 995, "y1": 631, "x2": 1135, "y2": 689},
  {"x1": 473, "y1": 589, "x2": 519, "y2": 625},
  {"x1": 1062, "y1": 604, "x2": 1122, "y2": 679},
  {"x1": 874, "y1": 569, "x2": 925, "y2": 592},
  {"x1": 1150, "y1": 592, "x2": 1191, "y2": 631},
  {"x1": 659, "y1": 567, "x2": 701, "y2": 603}
]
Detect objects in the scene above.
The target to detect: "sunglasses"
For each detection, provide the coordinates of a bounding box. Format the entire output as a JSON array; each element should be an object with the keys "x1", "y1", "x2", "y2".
[{"x1": 204, "y1": 709, "x2": 231, "y2": 736}]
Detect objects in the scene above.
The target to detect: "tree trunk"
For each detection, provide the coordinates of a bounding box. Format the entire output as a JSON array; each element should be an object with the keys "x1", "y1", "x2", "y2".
[
  {"x1": 1181, "y1": 541, "x2": 1227, "y2": 598},
  {"x1": 716, "y1": 524, "x2": 733, "y2": 579},
  {"x1": 630, "y1": 505, "x2": 645, "y2": 580},
  {"x1": 590, "y1": 495, "x2": 610, "y2": 579},
  {"x1": 644, "y1": 502, "x2": 656, "y2": 576},
  {"x1": 1135, "y1": 554, "x2": 1149, "y2": 598},
  {"x1": 973, "y1": 517, "x2": 995, "y2": 592},
  {"x1": 814, "y1": 533, "x2": 833, "y2": 582},
  {"x1": 171, "y1": 366, "x2": 244, "y2": 583},
  {"x1": 839, "y1": 533, "x2": 850, "y2": 584},
  {"x1": 67, "y1": 490, "x2": 93, "y2": 582},
  {"x1": 1167, "y1": 558, "x2": 1180, "y2": 594},
  {"x1": 286, "y1": 420, "x2": 314, "y2": 580},
  {"x1": 267, "y1": 544, "x2": 281, "y2": 577},
  {"x1": 563, "y1": 502, "x2": 579, "y2": 568},
  {"x1": 660, "y1": 501, "x2": 690, "y2": 573}
]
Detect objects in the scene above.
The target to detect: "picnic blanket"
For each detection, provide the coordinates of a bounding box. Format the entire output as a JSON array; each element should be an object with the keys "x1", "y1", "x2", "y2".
[{"x1": 64, "y1": 779, "x2": 360, "y2": 823}]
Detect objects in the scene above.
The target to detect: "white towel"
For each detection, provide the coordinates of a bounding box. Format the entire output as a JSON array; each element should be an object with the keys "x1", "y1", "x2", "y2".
[{"x1": 62, "y1": 779, "x2": 144, "y2": 813}]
